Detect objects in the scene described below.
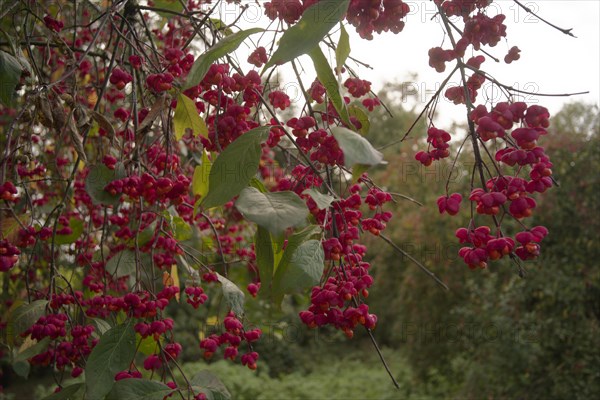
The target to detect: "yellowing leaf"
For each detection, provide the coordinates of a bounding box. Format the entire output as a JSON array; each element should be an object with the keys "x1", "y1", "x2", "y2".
[
  {"x1": 171, "y1": 264, "x2": 180, "y2": 302},
  {"x1": 173, "y1": 94, "x2": 207, "y2": 140},
  {"x1": 335, "y1": 24, "x2": 351, "y2": 71},
  {"x1": 192, "y1": 150, "x2": 211, "y2": 198}
]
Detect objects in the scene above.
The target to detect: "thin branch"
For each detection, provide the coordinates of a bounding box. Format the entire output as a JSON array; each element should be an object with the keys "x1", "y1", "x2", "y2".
[{"x1": 513, "y1": 0, "x2": 576, "y2": 37}]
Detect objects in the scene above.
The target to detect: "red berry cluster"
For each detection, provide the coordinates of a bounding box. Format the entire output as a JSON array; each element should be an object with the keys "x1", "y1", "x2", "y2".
[
  {"x1": 264, "y1": 0, "x2": 305, "y2": 24},
  {"x1": 184, "y1": 63, "x2": 262, "y2": 150},
  {"x1": 345, "y1": 0, "x2": 411, "y2": 40},
  {"x1": 268, "y1": 90, "x2": 292, "y2": 110},
  {"x1": 0, "y1": 181, "x2": 18, "y2": 202},
  {"x1": 504, "y1": 46, "x2": 521, "y2": 64},
  {"x1": 199, "y1": 312, "x2": 261, "y2": 370},
  {"x1": 43, "y1": 15, "x2": 64, "y2": 33},
  {"x1": 109, "y1": 67, "x2": 133, "y2": 90},
  {"x1": 448, "y1": 102, "x2": 554, "y2": 268},
  {"x1": 83, "y1": 290, "x2": 173, "y2": 319},
  {"x1": 21, "y1": 311, "x2": 96, "y2": 377},
  {"x1": 146, "y1": 73, "x2": 174, "y2": 93},
  {"x1": 297, "y1": 179, "x2": 393, "y2": 337},
  {"x1": 185, "y1": 286, "x2": 208, "y2": 308},
  {"x1": 415, "y1": 127, "x2": 452, "y2": 166},
  {"x1": 435, "y1": 0, "x2": 492, "y2": 19},
  {"x1": 300, "y1": 272, "x2": 376, "y2": 339},
  {"x1": 344, "y1": 78, "x2": 372, "y2": 98},
  {"x1": 248, "y1": 47, "x2": 268, "y2": 68},
  {"x1": 264, "y1": 1, "x2": 410, "y2": 40},
  {"x1": 143, "y1": 342, "x2": 182, "y2": 371},
  {"x1": 0, "y1": 239, "x2": 20, "y2": 272},
  {"x1": 104, "y1": 173, "x2": 190, "y2": 206},
  {"x1": 437, "y1": 193, "x2": 463, "y2": 216}
]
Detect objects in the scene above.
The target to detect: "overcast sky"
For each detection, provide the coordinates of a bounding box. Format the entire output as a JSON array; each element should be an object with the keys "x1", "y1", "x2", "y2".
[
  {"x1": 221, "y1": 1, "x2": 600, "y2": 127},
  {"x1": 348, "y1": 0, "x2": 600, "y2": 122}
]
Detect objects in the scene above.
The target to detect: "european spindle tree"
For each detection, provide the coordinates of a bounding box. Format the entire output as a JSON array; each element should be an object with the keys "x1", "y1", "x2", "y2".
[{"x1": 0, "y1": 0, "x2": 583, "y2": 398}]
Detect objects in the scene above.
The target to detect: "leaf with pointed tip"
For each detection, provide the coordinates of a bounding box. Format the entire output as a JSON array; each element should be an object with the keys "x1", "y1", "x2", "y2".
[
  {"x1": 108, "y1": 378, "x2": 174, "y2": 400},
  {"x1": 302, "y1": 188, "x2": 335, "y2": 210},
  {"x1": 85, "y1": 163, "x2": 126, "y2": 206},
  {"x1": 332, "y1": 126, "x2": 383, "y2": 168},
  {"x1": 235, "y1": 187, "x2": 308, "y2": 235},
  {"x1": 11, "y1": 300, "x2": 48, "y2": 337},
  {"x1": 153, "y1": 0, "x2": 184, "y2": 16},
  {"x1": 54, "y1": 217, "x2": 84, "y2": 245},
  {"x1": 173, "y1": 94, "x2": 207, "y2": 140},
  {"x1": 184, "y1": 28, "x2": 263, "y2": 89},
  {"x1": 201, "y1": 127, "x2": 270, "y2": 209},
  {"x1": 136, "y1": 94, "x2": 169, "y2": 133},
  {"x1": 0, "y1": 50, "x2": 23, "y2": 106},
  {"x1": 264, "y1": 0, "x2": 351, "y2": 68},
  {"x1": 192, "y1": 150, "x2": 212, "y2": 198},
  {"x1": 12, "y1": 337, "x2": 50, "y2": 378},
  {"x1": 348, "y1": 104, "x2": 370, "y2": 136},
  {"x1": 272, "y1": 240, "x2": 324, "y2": 297},
  {"x1": 105, "y1": 250, "x2": 136, "y2": 278},
  {"x1": 42, "y1": 383, "x2": 85, "y2": 400},
  {"x1": 217, "y1": 274, "x2": 245, "y2": 317},
  {"x1": 90, "y1": 110, "x2": 116, "y2": 140},
  {"x1": 335, "y1": 24, "x2": 351, "y2": 70},
  {"x1": 309, "y1": 46, "x2": 352, "y2": 127},
  {"x1": 190, "y1": 370, "x2": 231, "y2": 400},
  {"x1": 254, "y1": 226, "x2": 275, "y2": 297},
  {"x1": 274, "y1": 225, "x2": 321, "y2": 276},
  {"x1": 85, "y1": 323, "x2": 136, "y2": 400}
]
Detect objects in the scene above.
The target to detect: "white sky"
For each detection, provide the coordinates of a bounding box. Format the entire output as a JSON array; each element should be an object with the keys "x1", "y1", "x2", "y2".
[
  {"x1": 216, "y1": 0, "x2": 600, "y2": 127},
  {"x1": 348, "y1": 0, "x2": 600, "y2": 122}
]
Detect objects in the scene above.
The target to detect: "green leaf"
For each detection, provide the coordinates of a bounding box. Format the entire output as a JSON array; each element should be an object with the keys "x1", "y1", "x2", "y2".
[
  {"x1": 173, "y1": 94, "x2": 207, "y2": 140},
  {"x1": 210, "y1": 18, "x2": 234, "y2": 36},
  {"x1": 273, "y1": 240, "x2": 324, "y2": 297},
  {"x1": 42, "y1": 383, "x2": 85, "y2": 400},
  {"x1": 332, "y1": 126, "x2": 383, "y2": 168},
  {"x1": 302, "y1": 188, "x2": 335, "y2": 210},
  {"x1": 184, "y1": 28, "x2": 264, "y2": 89},
  {"x1": 108, "y1": 379, "x2": 174, "y2": 400},
  {"x1": 12, "y1": 361, "x2": 30, "y2": 379},
  {"x1": 254, "y1": 226, "x2": 275, "y2": 296},
  {"x1": 217, "y1": 274, "x2": 245, "y2": 317},
  {"x1": 105, "y1": 250, "x2": 136, "y2": 278},
  {"x1": 274, "y1": 225, "x2": 321, "y2": 276},
  {"x1": 201, "y1": 126, "x2": 271, "y2": 209},
  {"x1": 0, "y1": 50, "x2": 23, "y2": 106},
  {"x1": 85, "y1": 323, "x2": 137, "y2": 400},
  {"x1": 14, "y1": 337, "x2": 50, "y2": 363},
  {"x1": 335, "y1": 24, "x2": 351, "y2": 71},
  {"x1": 235, "y1": 187, "x2": 308, "y2": 235},
  {"x1": 12, "y1": 337, "x2": 51, "y2": 378},
  {"x1": 11, "y1": 300, "x2": 48, "y2": 337},
  {"x1": 136, "y1": 334, "x2": 159, "y2": 356},
  {"x1": 249, "y1": 177, "x2": 267, "y2": 193},
  {"x1": 351, "y1": 163, "x2": 370, "y2": 183},
  {"x1": 173, "y1": 216, "x2": 193, "y2": 241},
  {"x1": 163, "y1": 210, "x2": 193, "y2": 242},
  {"x1": 91, "y1": 318, "x2": 112, "y2": 335},
  {"x1": 85, "y1": 163, "x2": 125, "y2": 206},
  {"x1": 54, "y1": 217, "x2": 84, "y2": 245},
  {"x1": 264, "y1": 0, "x2": 351, "y2": 68},
  {"x1": 4, "y1": 300, "x2": 24, "y2": 345},
  {"x1": 348, "y1": 104, "x2": 370, "y2": 136},
  {"x1": 308, "y1": 46, "x2": 352, "y2": 127},
  {"x1": 192, "y1": 150, "x2": 212, "y2": 198},
  {"x1": 153, "y1": 0, "x2": 184, "y2": 13},
  {"x1": 189, "y1": 370, "x2": 231, "y2": 400},
  {"x1": 137, "y1": 221, "x2": 157, "y2": 247}
]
